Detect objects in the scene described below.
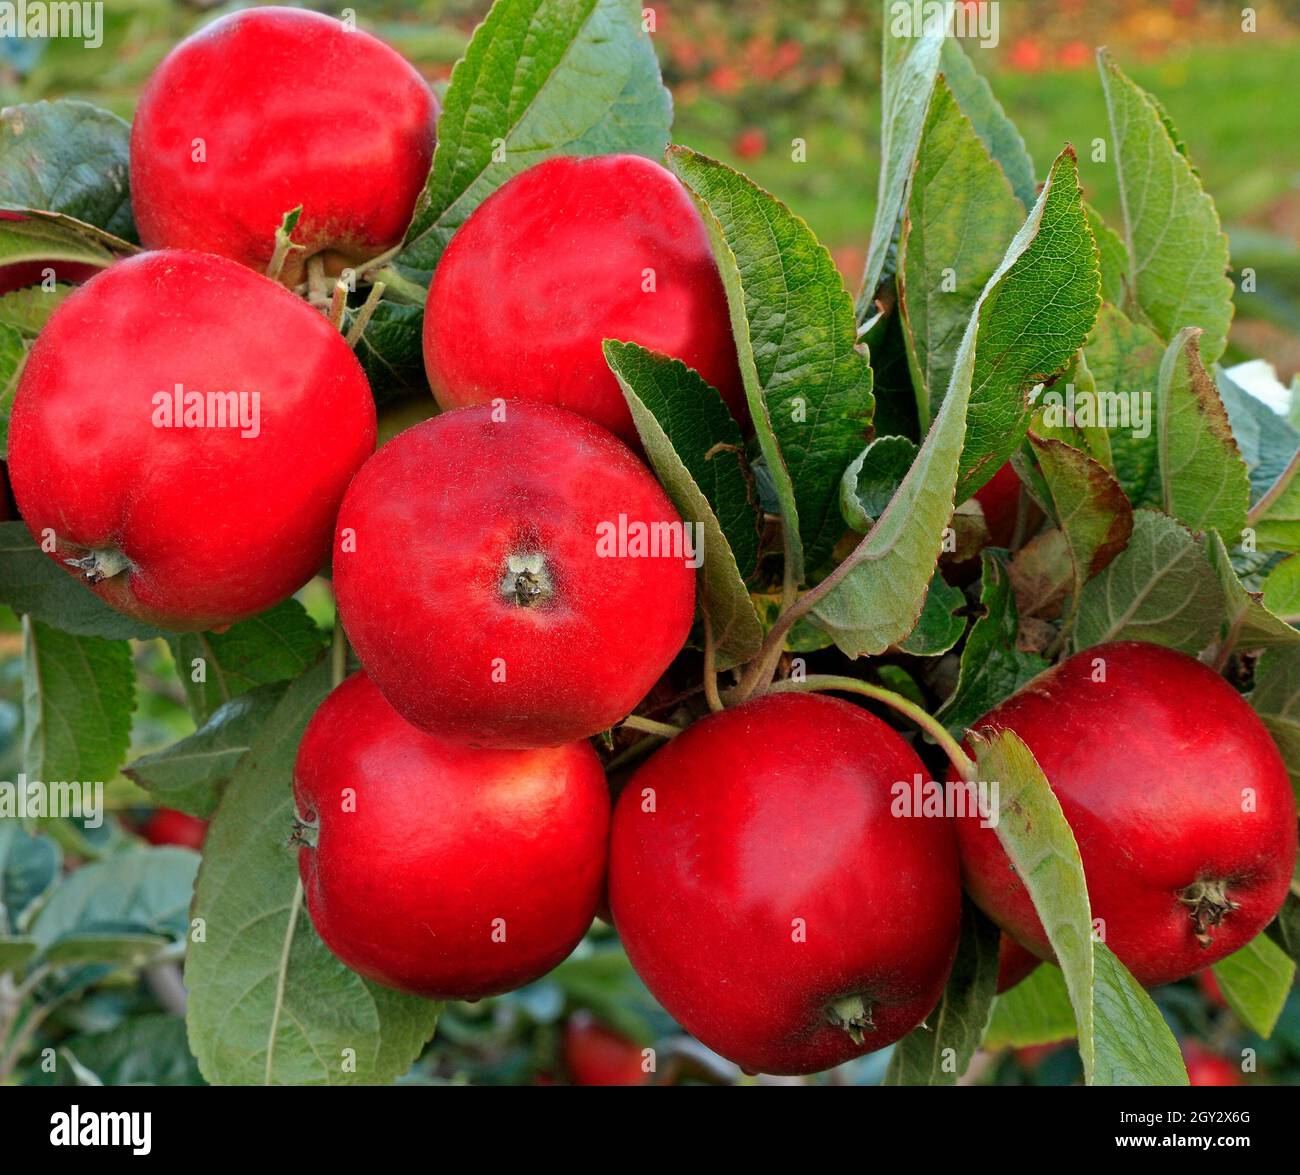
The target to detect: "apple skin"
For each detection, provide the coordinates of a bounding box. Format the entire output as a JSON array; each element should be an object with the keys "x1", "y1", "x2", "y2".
[
  {"x1": 294, "y1": 672, "x2": 609, "y2": 1000},
  {"x1": 996, "y1": 932, "x2": 1041, "y2": 994},
  {"x1": 972, "y1": 461, "x2": 1023, "y2": 548},
  {"x1": 1181, "y1": 1040, "x2": 1243, "y2": 1087},
  {"x1": 130, "y1": 7, "x2": 437, "y2": 284},
  {"x1": 610, "y1": 692, "x2": 961, "y2": 1076},
  {"x1": 139, "y1": 808, "x2": 208, "y2": 850},
  {"x1": 953, "y1": 641, "x2": 1297, "y2": 987},
  {"x1": 563, "y1": 1013, "x2": 650, "y2": 1086},
  {"x1": 332, "y1": 402, "x2": 696, "y2": 748},
  {"x1": 7, "y1": 250, "x2": 376, "y2": 631},
  {"x1": 423, "y1": 154, "x2": 745, "y2": 445}
]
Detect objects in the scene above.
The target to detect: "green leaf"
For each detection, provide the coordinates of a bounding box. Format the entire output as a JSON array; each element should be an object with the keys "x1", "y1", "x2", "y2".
[
  {"x1": 185, "y1": 661, "x2": 440, "y2": 1085},
  {"x1": 939, "y1": 554, "x2": 1048, "y2": 737},
  {"x1": 1211, "y1": 934, "x2": 1296, "y2": 1039},
  {"x1": 605, "y1": 340, "x2": 759, "y2": 579},
  {"x1": 1217, "y1": 366, "x2": 1300, "y2": 505},
  {"x1": 984, "y1": 962, "x2": 1075, "y2": 1049},
  {"x1": 346, "y1": 301, "x2": 428, "y2": 404},
  {"x1": 0, "y1": 100, "x2": 134, "y2": 239},
  {"x1": 167, "y1": 599, "x2": 326, "y2": 724},
  {"x1": 43, "y1": 1013, "x2": 204, "y2": 1087},
  {"x1": 0, "y1": 320, "x2": 25, "y2": 455},
  {"x1": 1098, "y1": 50, "x2": 1233, "y2": 365},
  {"x1": 840, "y1": 436, "x2": 918, "y2": 532},
  {"x1": 898, "y1": 573, "x2": 967, "y2": 657},
  {"x1": 972, "y1": 729, "x2": 1185, "y2": 1085},
  {"x1": 604, "y1": 341, "x2": 761, "y2": 668},
  {"x1": 1082, "y1": 304, "x2": 1165, "y2": 507},
  {"x1": 858, "y1": 18, "x2": 945, "y2": 315},
  {"x1": 0, "y1": 936, "x2": 39, "y2": 972},
  {"x1": 124, "y1": 682, "x2": 290, "y2": 819},
  {"x1": 1074, "y1": 510, "x2": 1225, "y2": 654},
  {"x1": 971, "y1": 729, "x2": 1097, "y2": 1079},
  {"x1": 899, "y1": 75, "x2": 1024, "y2": 428},
  {"x1": 42, "y1": 932, "x2": 170, "y2": 968},
  {"x1": 666, "y1": 146, "x2": 874, "y2": 578},
  {"x1": 1087, "y1": 206, "x2": 1129, "y2": 307},
  {"x1": 1206, "y1": 532, "x2": 1300, "y2": 658},
  {"x1": 0, "y1": 823, "x2": 61, "y2": 934},
  {"x1": 1091, "y1": 942, "x2": 1186, "y2": 1086},
  {"x1": 955, "y1": 150, "x2": 1100, "y2": 501},
  {"x1": 1028, "y1": 435, "x2": 1134, "y2": 607},
  {"x1": 0, "y1": 522, "x2": 167, "y2": 639},
  {"x1": 938, "y1": 39, "x2": 1036, "y2": 211},
  {"x1": 0, "y1": 283, "x2": 76, "y2": 338},
  {"x1": 1262, "y1": 555, "x2": 1300, "y2": 621},
  {"x1": 29, "y1": 847, "x2": 197, "y2": 957},
  {"x1": 22, "y1": 618, "x2": 135, "y2": 785},
  {"x1": 1248, "y1": 648, "x2": 1300, "y2": 795},
  {"x1": 812, "y1": 151, "x2": 1086, "y2": 658},
  {"x1": 883, "y1": 902, "x2": 999, "y2": 1085},
  {"x1": 0, "y1": 207, "x2": 126, "y2": 269},
  {"x1": 1156, "y1": 328, "x2": 1249, "y2": 538},
  {"x1": 400, "y1": 0, "x2": 670, "y2": 275}
]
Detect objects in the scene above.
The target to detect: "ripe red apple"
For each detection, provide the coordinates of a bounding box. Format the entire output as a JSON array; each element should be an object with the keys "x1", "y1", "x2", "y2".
[
  {"x1": 138, "y1": 808, "x2": 208, "y2": 850},
  {"x1": 7, "y1": 250, "x2": 376, "y2": 630},
  {"x1": 610, "y1": 692, "x2": 961, "y2": 1076},
  {"x1": 423, "y1": 154, "x2": 745, "y2": 445},
  {"x1": 996, "y1": 932, "x2": 1041, "y2": 994},
  {"x1": 332, "y1": 402, "x2": 696, "y2": 748},
  {"x1": 1181, "y1": 1040, "x2": 1243, "y2": 1087},
  {"x1": 294, "y1": 672, "x2": 609, "y2": 999},
  {"x1": 954, "y1": 641, "x2": 1297, "y2": 987},
  {"x1": 972, "y1": 461, "x2": 1022, "y2": 548},
  {"x1": 563, "y1": 1013, "x2": 650, "y2": 1086},
  {"x1": 130, "y1": 7, "x2": 438, "y2": 284}
]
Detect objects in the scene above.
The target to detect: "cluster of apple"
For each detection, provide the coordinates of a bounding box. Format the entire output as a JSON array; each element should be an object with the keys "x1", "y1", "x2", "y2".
[{"x1": 5, "y1": 7, "x2": 1296, "y2": 1080}]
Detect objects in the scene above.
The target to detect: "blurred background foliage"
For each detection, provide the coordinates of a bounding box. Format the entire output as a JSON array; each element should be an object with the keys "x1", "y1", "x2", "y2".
[{"x1": 2, "y1": 0, "x2": 1299, "y2": 1085}]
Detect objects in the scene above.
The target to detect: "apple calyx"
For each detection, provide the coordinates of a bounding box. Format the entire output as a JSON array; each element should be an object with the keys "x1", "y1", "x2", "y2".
[
  {"x1": 500, "y1": 551, "x2": 554, "y2": 609},
  {"x1": 289, "y1": 811, "x2": 319, "y2": 849},
  {"x1": 64, "y1": 545, "x2": 133, "y2": 585},
  {"x1": 825, "y1": 993, "x2": 875, "y2": 1045},
  {"x1": 1178, "y1": 878, "x2": 1241, "y2": 946}
]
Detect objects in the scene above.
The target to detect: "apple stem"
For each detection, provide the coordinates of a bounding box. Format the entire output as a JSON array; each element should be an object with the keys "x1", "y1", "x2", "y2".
[
  {"x1": 345, "y1": 281, "x2": 387, "y2": 346},
  {"x1": 1179, "y1": 878, "x2": 1240, "y2": 946},
  {"x1": 64, "y1": 545, "x2": 132, "y2": 584},
  {"x1": 825, "y1": 994, "x2": 874, "y2": 1045},
  {"x1": 760, "y1": 673, "x2": 978, "y2": 781},
  {"x1": 620, "y1": 715, "x2": 683, "y2": 740}
]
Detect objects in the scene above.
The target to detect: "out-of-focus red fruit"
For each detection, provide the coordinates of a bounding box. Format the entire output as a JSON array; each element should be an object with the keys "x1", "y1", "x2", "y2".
[
  {"x1": 563, "y1": 1012, "x2": 650, "y2": 1086},
  {"x1": 734, "y1": 128, "x2": 766, "y2": 159},
  {"x1": 996, "y1": 933, "x2": 1042, "y2": 994},
  {"x1": 1058, "y1": 41, "x2": 1091, "y2": 70},
  {"x1": 139, "y1": 808, "x2": 208, "y2": 850},
  {"x1": 1008, "y1": 37, "x2": 1045, "y2": 73},
  {"x1": 1182, "y1": 1040, "x2": 1243, "y2": 1086}
]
